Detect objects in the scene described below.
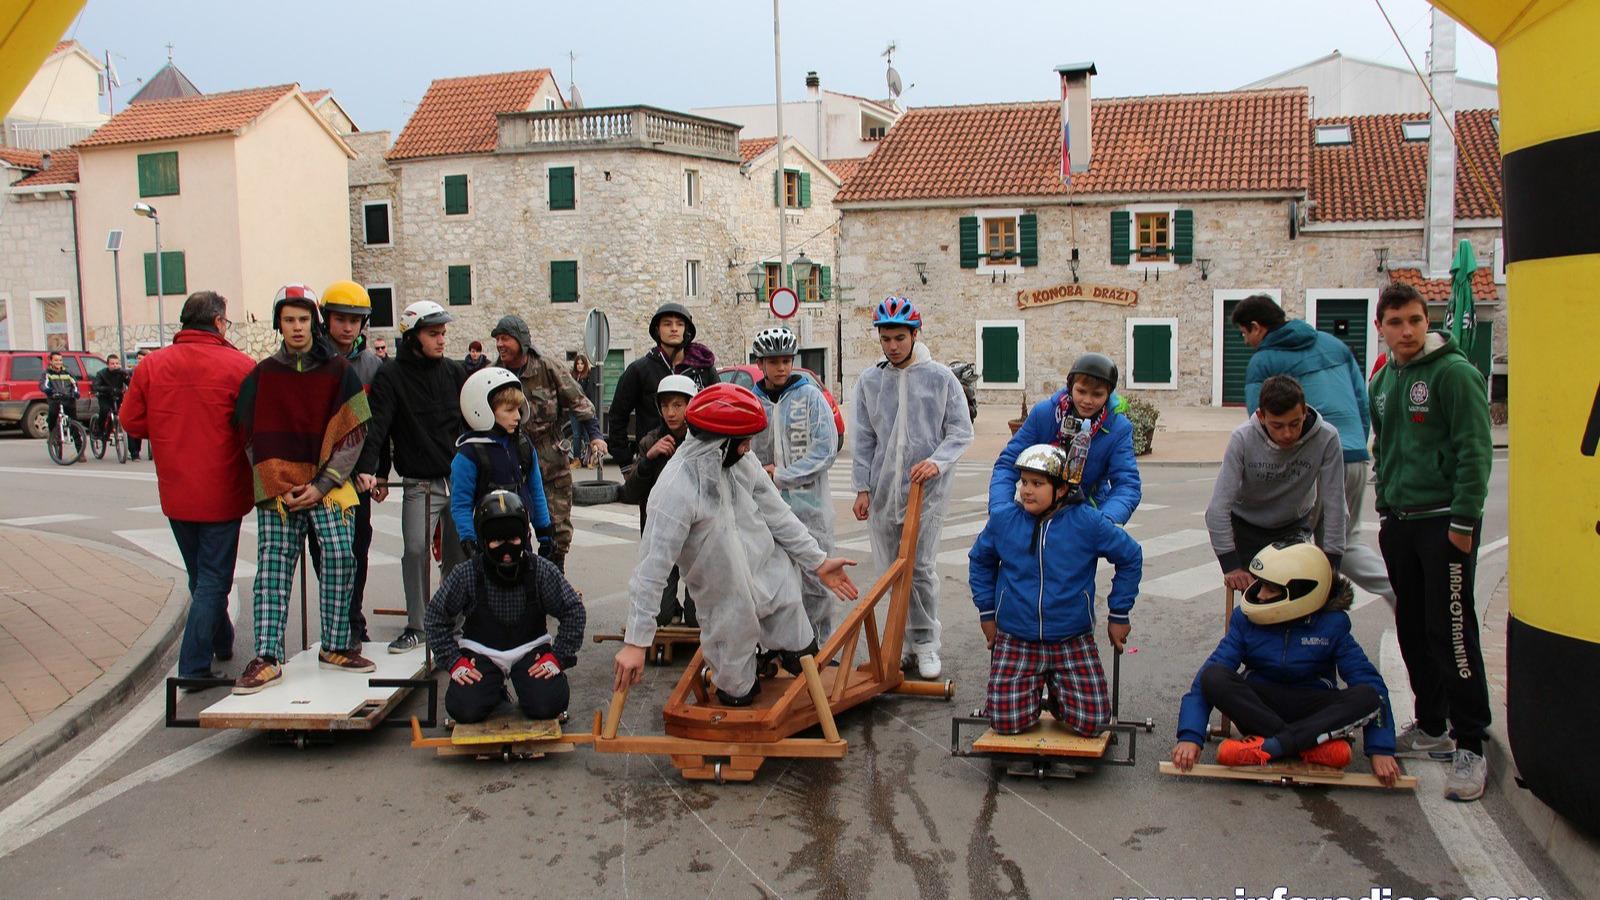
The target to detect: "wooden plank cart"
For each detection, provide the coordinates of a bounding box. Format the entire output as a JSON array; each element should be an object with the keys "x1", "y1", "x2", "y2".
[
  {"x1": 592, "y1": 625, "x2": 700, "y2": 666},
  {"x1": 590, "y1": 482, "x2": 955, "y2": 782}
]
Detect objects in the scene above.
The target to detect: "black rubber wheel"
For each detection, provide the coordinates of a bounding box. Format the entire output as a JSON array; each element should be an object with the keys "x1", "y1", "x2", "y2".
[
  {"x1": 572, "y1": 479, "x2": 620, "y2": 506},
  {"x1": 90, "y1": 429, "x2": 107, "y2": 459},
  {"x1": 24, "y1": 402, "x2": 47, "y2": 439}
]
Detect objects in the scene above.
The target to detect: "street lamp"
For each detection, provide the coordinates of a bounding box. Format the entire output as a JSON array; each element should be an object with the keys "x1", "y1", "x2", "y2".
[
  {"x1": 737, "y1": 263, "x2": 766, "y2": 301},
  {"x1": 105, "y1": 229, "x2": 127, "y2": 365},
  {"x1": 132, "y1": 202, "x2": 164, "y2": 346},
  {"x1": 790, "y1": 250, "x2": 815, "y2": 287}
]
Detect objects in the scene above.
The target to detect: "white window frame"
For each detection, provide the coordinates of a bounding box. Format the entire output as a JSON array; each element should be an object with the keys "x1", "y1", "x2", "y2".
[
  {"x1": 544, "y1": 160, "x2": 579, "y2": 214},
  {"x1": 1121, "y1": 202, "x2": 1179, "y2": 271},
  {"x1": 975, "y1": 207, "x2": 1023, "y2": 274},
  {"x1": 1493, "y1": 237, "x2": 1506, "y2": 284},
  {"x1": 441, "y1": 170, "x2": 472, "y2": 218},
  {"x1": 31, "y1": 290, "x2": 75, "y2": 351},
  {"x1": 1211, "y1": 288, "x2": 1282, "y2": 407},
  {"x1": 1304, "y1": 289, "x2": 1380, "y2": 373},
  {"x1": 1315, "y1": 124, "x2": 1352, "y2": 145},
  {"x1": 365, "y1": 282, "x2": 396, "y2": 329},
  {"x1": 975, "y1": 318, "x2": 1025, "y2": 389},
  {"x1": 545, "y1": 97, "x2": 559, "y2": 111},
  {"x1": 684, "y1": 259, "x2": 701, "y2": 298},
  {"x1": 1125, "y1": 317, "x2": 1179, "y2": 390},
  {"x1": 1401, "y1": 120, "x2": 1431, "y2": 141},
  {"x1": 683, "y1": 167, "x2": 700, "y2": 208},
  {"x1": 361, "y1": 200, "x2": 393, "y2": 247}
]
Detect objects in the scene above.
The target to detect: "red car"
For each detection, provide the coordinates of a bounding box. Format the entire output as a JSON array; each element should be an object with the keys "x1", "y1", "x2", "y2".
[{"x1": 717, "y1": 365, "x2": 846, "y2": 451}]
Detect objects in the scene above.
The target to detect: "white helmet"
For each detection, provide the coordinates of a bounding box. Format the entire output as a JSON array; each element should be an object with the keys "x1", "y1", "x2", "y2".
[
  {"x1": 1241, "y1": 542, "x2": 1333, "y2": 625},
  {"x1": 656, "y1": 374, "x2": 699, "y2": 402},
  {"x1": 399, "y1": 300, "x2": 452, "y2": 333},
  {"x1": 751, "y1": 327, "x2": 799, "y2": 359},
  {"x1": 460, "y1": 366, "x2": 523, "y2": 431}
]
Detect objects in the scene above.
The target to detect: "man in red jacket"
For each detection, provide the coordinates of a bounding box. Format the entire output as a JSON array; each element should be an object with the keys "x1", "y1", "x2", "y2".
[{"x1": 123, "y1": 291, "x2": 256, "y2": 680}]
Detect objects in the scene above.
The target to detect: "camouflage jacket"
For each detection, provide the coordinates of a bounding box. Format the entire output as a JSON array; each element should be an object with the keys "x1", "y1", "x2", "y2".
[{"x1": 511, "y1": 350, "x2": 598, "y2": 448}]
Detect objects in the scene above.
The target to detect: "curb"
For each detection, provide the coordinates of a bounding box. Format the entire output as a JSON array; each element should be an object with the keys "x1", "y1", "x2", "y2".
[
  {"x1": 1485, "y1": 725, "x2": 1600, "y2": 890},
  {"x1": 0, "y1": 526, "x2": 188, "y2": 787}
]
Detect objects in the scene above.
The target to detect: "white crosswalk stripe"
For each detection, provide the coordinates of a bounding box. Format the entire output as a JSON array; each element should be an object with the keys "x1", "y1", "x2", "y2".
[
  {"x1": 1139, "y1": 562, "x2": 1221, "y2": 600},
  {"x1": 0, "y1": 513, "x2": 93, "y2": 526}
]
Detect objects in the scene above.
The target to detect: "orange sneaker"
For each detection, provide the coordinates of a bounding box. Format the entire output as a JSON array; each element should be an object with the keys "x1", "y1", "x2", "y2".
[
  {"x1": 1217, "y1": 735, "x2": 1272, "y2": 767},
  {"x1": 1299, "y1": 739, "x2": 1352, "y2": 769}
]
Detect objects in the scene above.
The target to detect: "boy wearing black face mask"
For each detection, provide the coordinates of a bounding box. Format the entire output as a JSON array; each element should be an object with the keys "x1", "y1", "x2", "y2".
[{"x1": 424, "y1": 491, "x2": 586, "y2": 724}]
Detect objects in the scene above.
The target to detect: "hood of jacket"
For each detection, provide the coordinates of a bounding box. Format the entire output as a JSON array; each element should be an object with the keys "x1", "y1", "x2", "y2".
[
  {"x1": 1261, "y1": 319, "x2": 1318, "y2": 353},
  {"x1": 1392, "y1": 331, "x2": 1462, "y2": 370},
  {"x1": 1248, "y1": 405, "x2": 1325, "y2": 453},
  {"x1": 490, "y1": 315, "x2": 535, "y2": 356}
]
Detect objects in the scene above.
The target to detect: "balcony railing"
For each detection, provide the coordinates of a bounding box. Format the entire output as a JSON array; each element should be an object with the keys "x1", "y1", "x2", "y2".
[
  {"x1": 3, "y1": 119, "x2": 101, "y2": 151},
  {"x1": 497, "y1": 106, "x2": 740, "y2": 161}
]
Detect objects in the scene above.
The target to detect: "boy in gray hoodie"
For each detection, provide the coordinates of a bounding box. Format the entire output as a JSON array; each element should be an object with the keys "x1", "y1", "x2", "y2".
[{"x1": 1205, "y1": 375, "x2": 1347, "y2": 593}]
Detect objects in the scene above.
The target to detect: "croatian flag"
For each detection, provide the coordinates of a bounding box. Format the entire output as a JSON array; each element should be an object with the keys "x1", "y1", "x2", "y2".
[{"x1": 1060, "y1": 72, "x2": 1072, "y2": 185}]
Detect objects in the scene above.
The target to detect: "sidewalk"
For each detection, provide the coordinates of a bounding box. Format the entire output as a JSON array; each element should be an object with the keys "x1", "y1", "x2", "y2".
[{"x1": 0, "y1": 528, "x2": 186, "y2": 784}]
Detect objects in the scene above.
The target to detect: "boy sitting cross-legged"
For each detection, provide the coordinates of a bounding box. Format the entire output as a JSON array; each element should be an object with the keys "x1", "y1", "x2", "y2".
[{"x1": 968, "y1": 444, "x2": 1143, "y2": 736}]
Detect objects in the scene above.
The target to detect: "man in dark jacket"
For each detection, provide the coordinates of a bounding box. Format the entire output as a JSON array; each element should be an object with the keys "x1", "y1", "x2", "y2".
[
  {"x1": 122, "y1": 291, "x2": 256, "y2": 680},
  {"x1": 606, "y1": 302, "x2": 719, "y2": 469},
  {"x1": 356, "y1": 300, "x2": 468, "y2": 653},
  {"x1": 490, "y1": 314, "x2": 601, "y2": 572},
  {"x1": 90, "y1": 353, "x2": 143, "y2": 460}
]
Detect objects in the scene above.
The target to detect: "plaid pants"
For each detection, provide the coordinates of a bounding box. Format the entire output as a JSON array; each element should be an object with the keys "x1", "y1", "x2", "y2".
[
  {"x1": 985, "y1": 631, "x2": 1110, "y2": 736},
  {"x1": 252, "y1": 503, "x2": 356, "y2": 661}
]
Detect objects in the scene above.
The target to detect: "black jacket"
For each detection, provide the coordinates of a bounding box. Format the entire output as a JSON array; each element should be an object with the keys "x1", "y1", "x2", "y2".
[
  {"x1": 358, "y1": 341, "x2": 468, "y2": 479},
  {"x1": 92, "y1": 367, "x2": 130, "y2": 399},
  {"x1": 606, "y1": 346, "x2": 718, "y2": 467}
]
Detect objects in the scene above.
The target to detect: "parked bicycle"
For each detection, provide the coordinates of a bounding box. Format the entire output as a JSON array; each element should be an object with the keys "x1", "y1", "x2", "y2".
[
  {"x1": 90, "y1": 400, "x2": 129, "y2": 463},
  {"x1": 47, "y1": 405, "x2": 87, "y2": 466}
]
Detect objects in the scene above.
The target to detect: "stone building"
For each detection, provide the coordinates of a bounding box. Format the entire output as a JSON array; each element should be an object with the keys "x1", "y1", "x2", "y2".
[
  {"x1": 0, "y1": 149, "x2": 81, "y2": 350},
  {"x1": 834, "y1": 64, "x2": 1503, "y2": 410},
  {"x1": 352, "y1": 68, "x2": 848, "y2": 398}
]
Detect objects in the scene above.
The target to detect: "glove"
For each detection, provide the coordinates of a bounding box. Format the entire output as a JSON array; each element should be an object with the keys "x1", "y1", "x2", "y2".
[
  {"x1": 537, "y1": 536, "x2": 555, "y2": 560},
  {"x1": 460, "y1": 539, "x2": 480, "y2": 559},
  {"x1": 449, "y1": 656, "x2": 477, "y2": 683},
  {"x1": 530, "y1": 651, "x2": 561, "y2": 678}
]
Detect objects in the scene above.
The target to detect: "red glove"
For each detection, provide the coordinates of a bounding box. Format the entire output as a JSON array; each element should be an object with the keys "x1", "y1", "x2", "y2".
[
  {"x1": 530, "y1": 651, "x2": 561, "y2": 678},
  {"x1": 450, "y1": 656, "x2": 476, "y2": 679}
]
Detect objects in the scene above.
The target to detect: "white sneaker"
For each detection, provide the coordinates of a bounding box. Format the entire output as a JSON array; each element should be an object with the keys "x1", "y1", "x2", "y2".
[
  {"x1": 913, "y1": 642, "x2": 941, "y2": 680},
  {"x1": 1444, "y1": 749, "x2": 1487, "y2": 802}
]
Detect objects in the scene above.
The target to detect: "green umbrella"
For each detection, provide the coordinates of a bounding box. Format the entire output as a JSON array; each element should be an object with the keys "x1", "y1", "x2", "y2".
[{"x1": 1447, "y1": 238, "x2": 1478, "y2": 346}]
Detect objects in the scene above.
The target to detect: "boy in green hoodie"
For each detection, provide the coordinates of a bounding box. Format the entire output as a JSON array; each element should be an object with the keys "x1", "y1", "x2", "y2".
[{"x1": 1369, "y1": 282, "x2": 1493, "y2": 802}]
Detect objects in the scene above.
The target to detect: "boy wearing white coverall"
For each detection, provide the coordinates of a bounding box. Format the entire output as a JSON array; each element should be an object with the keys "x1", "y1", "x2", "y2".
[
  {"x1": 749, "y1": 327, "x2": 840, "y2": 643},
  {"x1": 613, "y1": 383, "x2": 858, "y2": 705},
  {"x1": 850, "y1": 297, "x2": 974, "y2": 679}
]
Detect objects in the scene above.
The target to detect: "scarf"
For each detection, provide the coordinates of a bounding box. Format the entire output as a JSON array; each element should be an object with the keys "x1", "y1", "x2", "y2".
[{"x1": 236, "y1": 350, "x2": 370, "y2": 511}]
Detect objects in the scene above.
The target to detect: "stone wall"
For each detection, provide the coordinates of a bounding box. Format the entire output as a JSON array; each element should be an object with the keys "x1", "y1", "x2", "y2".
[{"x1": 0, "y1": 190, "x2": 80, "y2": 350}]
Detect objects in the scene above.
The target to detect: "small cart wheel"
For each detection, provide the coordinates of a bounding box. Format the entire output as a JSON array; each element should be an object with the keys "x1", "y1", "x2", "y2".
[
  {"x1": 294, "y1": 733, "x2": 307, "y2": 750},
  {"x1": 713, "y1": 762, "x2": 725, "y2": 785}
]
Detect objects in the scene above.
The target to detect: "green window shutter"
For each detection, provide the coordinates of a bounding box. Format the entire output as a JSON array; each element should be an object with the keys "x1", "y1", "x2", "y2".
[
  {"x1": 550, "y1": 260, "x2": 579, "y2": 303},
  {"x1": 444, "y1": 175, "x2": 469, "y2": 215},
  {"x1": 1173, "y1": 208, "x2": 1194, "y2": 264},
  {"x1": 143, "y1": 251, "x2": 186, "y2": 296},
  {"x1": 447, "y1": 265, "x2": 472, "y2": 305},
  {"x1": 774, "y1": 169, "x2": 783, "y2": 207},
  {"x1": 1132, "y1": 323, "x2": 1172, "y2": 384},
  {"x1": 548, "y1": 166, "x2": 575, "y2": 210},
  {"x1": 1110, "y1": 211, "x2": 1131, "y2": 265},
  {"x1": 1018, "y1": 213, "x2": 1038, "y2": 267},
  {"x1": 959, "y1": 216, "x2": 980, "y2": 268},
  {"x1": 819, "y1": 265, "x2": 831, "y2": 300},
  {"x1": 136, "y1": 152, "x2": 179, "y2": 197},
  {"x1": 799, "y1": 171, "x2": 812, "y2": 208},
  {"x1": 980, "y1": 326, "x2": 1020, "y2": 384}
]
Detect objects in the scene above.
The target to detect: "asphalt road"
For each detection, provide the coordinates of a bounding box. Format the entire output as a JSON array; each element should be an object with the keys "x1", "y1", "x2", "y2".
[{"x1": 0, "y1": 431, "x2": 1569, "y2": 900}]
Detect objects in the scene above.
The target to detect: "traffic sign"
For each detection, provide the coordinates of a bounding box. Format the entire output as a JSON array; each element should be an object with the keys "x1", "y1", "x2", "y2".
[{"x1": 768, "y1": 287, "x2": 799, "y2": 319}]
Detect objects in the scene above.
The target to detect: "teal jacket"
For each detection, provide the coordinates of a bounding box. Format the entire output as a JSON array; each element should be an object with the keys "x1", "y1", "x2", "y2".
[
  {"x1": 1245, "y1": 320, "x2": 1370, "y2": 463},
  {"x1": 1368, "y1": 332, "x2": 1492, "y2": 535}
]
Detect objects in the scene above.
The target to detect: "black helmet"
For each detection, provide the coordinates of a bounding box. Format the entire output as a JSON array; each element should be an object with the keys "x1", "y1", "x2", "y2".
[
  {"x1": 649, "y1": 302, "x2": 696, "y2": 345},
  {"x1": 474, "y1": 490, "x2": 529, "y2": 544},
  {"x1": 1067, "y1": 352, "x2": 1119, "y2": 391}
]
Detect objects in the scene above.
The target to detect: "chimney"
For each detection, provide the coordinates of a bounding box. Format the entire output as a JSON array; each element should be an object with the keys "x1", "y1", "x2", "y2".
[
  {"x1": 40, "y1": 151, "x2": 52, "y2": 171},
  {"x1": 805, "y1": 71, "x2": 820, "y2": 99},
  {"x1": 1424, "y1": 11, "x2": 1457, "y2": 277},
  {"x1": 1054, "y1": 62, "x2": 1096, "y2": 174}
]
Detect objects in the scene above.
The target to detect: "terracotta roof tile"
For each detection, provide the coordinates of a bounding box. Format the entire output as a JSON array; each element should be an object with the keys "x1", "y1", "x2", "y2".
[
  {"x1": 1308, "y1": 110, "x2": 1502, "y2": 222},
  {"x1": 823, "y1": 157, "x2": 862, "y2": 182},
  {"x1": 0, "y1": 147, "x2": 44, "y2": 169},
  {"x1": 739, "y1": 136, "x2": 777, "y2": 162},
  {"x1": 303, "y1": 89, "x2": 329, "y2": 105},
  {"x1": 1387, "y1": 267, "x2": 1499, "y2": 302},
  {"x1": 13, "y1": 149, "x2": 78, "y2": 186},
  {"x1": 387, "y1": 70, "x2": 552, "y2": 161},
  {"x1": 77, "y1": 85, "x2": 296, "y2": 148},
  {"x1": 836, "y1": 89, "x2": 1309, "y2": 203}
]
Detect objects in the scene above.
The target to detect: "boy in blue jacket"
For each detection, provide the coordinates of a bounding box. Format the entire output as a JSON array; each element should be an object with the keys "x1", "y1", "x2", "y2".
[
  {"x1": 969, "y1": 443, "x2": 1143, "y2": 736},
  {"x1": 988, "y1": 353, "x2": 1141, "y2": 522},
  {"x1": 451, "y1": 367, "x2": 553, "y2": 562},
  {"x1": 1170, "y1": 541, "x2": 1401, "y2": 786}
]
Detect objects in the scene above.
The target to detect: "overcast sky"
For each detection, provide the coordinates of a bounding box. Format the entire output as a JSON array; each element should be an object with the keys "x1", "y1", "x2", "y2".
[{"x1": 66, "y1": 0, "x2": 1497, "y2": 136}]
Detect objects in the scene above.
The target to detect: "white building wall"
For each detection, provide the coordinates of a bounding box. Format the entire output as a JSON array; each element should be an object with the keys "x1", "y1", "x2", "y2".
[{"x1": 1243, "y1": 53, "x2": 1498, "y2": 117}]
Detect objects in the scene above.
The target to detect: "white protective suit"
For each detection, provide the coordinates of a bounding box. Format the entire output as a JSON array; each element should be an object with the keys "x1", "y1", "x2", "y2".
[
  {"x1": 751, "y1": 373, "x2": 839, "y2": 642},
  {"x1": 850, "y1": 341, "x2": 974, "y2": 652},
  {"x1": 625, "y1": 432, "x2": 826, "y2": 697}
]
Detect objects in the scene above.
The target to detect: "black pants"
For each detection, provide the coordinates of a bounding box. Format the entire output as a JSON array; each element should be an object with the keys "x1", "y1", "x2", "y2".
[
  {"x1": 446, "y1": 649, "x2": 571, "y2": 724},
  {"x1": 94, "y1": 399, "x2": 144, "y2": 458},
  {"x1": 1200, "y1": 665, "x2": 1380, "y2": 756},
  {"x1": 1379, "y1": 515, "x2": 1490, "y2": 752},
  {"x1": 1230, "y1": 514, "x2": 1310, "y2": 571},
  {"x1": 308, "y1": 491, "x2": 372, "y2": 642}
]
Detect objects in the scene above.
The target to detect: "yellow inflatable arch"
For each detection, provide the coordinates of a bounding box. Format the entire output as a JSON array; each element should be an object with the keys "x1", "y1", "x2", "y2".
[{"x1": 1431, "y1": 0, "x2": 1600, "y2": 834}]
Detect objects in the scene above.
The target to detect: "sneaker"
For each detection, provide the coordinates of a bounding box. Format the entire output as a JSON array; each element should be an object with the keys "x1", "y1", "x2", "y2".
[
  {"x1": 1299, "y1": 739, "x2": 1352, "y2": 769},
  {"x1": 1217, "y1": 735, "x2": 1272, "y2": 767},
  {"x1": 388, "y1": 628, "x2": 424, "y2": 654},
  {"x1": 715, "y1": 679, "x2": 761, "y2": 707},
  {"x1": 232, "y1": 657, "x2": 282, "y2": 694},
  {"x1": 319, "y1": 647, "x2": 376, "y2": 673},
  {"x1": 779, "y1": 640, "x2": 819, "y2": 676},
  {"x1": 1444, "y1": 749, "x2": 1487, "y2": 802},
  {"x1": 912, "y1": 642, "x2": 941, "y2": 680},
  {"x1": 1394, "y1": 721, "x2": 1455, "y2": 760},
  {"x1": 682, "y1": 597, "x2": 698, "y2": 628}
]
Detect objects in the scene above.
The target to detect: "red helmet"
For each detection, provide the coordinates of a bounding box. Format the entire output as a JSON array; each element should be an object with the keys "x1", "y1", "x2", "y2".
[{"x1": 686, "y1": 383, "x2": 768, "y2": 437}]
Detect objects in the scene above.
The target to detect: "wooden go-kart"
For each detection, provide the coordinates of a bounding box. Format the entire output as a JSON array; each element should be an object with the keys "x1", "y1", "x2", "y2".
[
  {"x1": 409, "y1": 711, "x2": 593, "y2": 761},
  {"x1": 590, "y1": 482, "x2": 955, "y2": 782},
  {"x1": 592, "y1": 625, "x2": 700, "y2": 665}
]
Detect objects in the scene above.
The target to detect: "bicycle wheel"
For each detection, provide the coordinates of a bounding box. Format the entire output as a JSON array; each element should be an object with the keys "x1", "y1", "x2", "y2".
[
  {"x1": 114, "y1": 424, "x2": 128, "y2": 463},
  {"x1": 47, "y1": 426, "x2": 70, "y2": 466},
  {"x1": 67, "y1": 420, "x2": 87, "y2": 464},
  {"x1": 90, "y1": 425, "x2": 107, "y2": 459}
]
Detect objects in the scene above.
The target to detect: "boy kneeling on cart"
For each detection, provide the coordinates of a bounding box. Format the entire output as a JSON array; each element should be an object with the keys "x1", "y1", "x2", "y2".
[
  {"x1": 968, "y1": 444, "x2": 1143, "y2": 736},
  {"x1": 1170, "y1": 541, "x2": 1401, "y2": 786},
  {"x1": 426, "y1": 491, "x2": 586, "y2": 724}
]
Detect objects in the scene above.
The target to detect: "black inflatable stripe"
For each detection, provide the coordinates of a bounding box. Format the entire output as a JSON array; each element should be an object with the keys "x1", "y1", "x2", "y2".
[
  {"x1": 1508, "y1": 615, "x2": 1600, "y2": 837},
  {"x1": 1502, "y1": 128, "x2": 1600, "y2": 263}
]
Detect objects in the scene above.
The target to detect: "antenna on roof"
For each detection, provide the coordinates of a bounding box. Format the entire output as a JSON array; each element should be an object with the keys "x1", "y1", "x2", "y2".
[
  {"x1": 884, "y1": 41, "x2": 904, "y2": 107},
  {"x1": 568, "y1": 50, "x2": 583, "y2": 109}
]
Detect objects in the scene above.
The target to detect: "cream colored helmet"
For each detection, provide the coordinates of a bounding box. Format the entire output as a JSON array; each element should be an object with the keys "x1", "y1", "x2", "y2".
[
  {"x1": 459, "y1": 367, "x2": 523, "y2": 431},
  {"x1": 1241, "y1": 541, "x2": 1333, "y2": 625}
]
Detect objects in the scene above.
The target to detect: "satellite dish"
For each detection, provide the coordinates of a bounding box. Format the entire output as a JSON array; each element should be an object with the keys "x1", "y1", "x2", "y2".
[
  {"x1": 887, "y1": 66, "x2": 903, "y2": 99},
  {"x1": 569, "y1": 83, "x2": 584, "y2": 109}
]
